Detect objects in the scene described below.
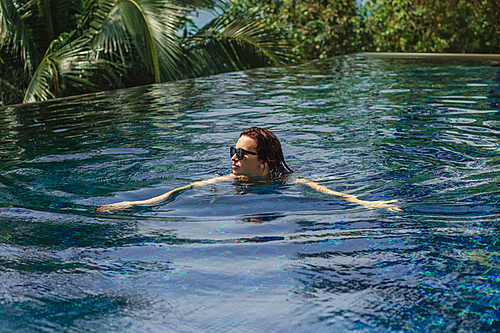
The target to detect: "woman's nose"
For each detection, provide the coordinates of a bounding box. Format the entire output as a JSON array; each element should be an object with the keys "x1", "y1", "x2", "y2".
[{"x1": 231, "y1": 153, "x2": 238, "y2": 162}]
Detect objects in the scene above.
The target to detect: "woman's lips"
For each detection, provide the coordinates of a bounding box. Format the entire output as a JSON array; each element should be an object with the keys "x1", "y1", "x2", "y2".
[{"x1": 232, "y1": 164, "x2": 238, "y2": 169}]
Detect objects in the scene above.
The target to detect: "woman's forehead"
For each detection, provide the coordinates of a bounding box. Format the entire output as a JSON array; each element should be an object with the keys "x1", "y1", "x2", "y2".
[{"x1": 236, "y1": 135, "x2": 257, "y2": 150}]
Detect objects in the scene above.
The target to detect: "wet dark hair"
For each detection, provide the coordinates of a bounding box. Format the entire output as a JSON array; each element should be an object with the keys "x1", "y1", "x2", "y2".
[{"x1": 240, "y1": 127, "x2": 292, "y2": 178}]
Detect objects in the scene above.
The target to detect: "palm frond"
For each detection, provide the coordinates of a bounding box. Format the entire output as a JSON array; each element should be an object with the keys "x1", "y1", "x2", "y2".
[
  {"x1": 58, "y1": 36, "x2": 123, "y2": 93},
  {"x1": 0, "y1": 0, "x2": 39, "y2": 74},
  {"x1": 86, "y1": 0, "x2": 132, "y2": 61},
  {"x1": 170, "y1": 0, "x2": 215, "y2": 9},
  {"x1": 23, "y1": 33, "x2": 114, "y2": 103},
  {"x1": 0, "y1": 43, "x2": 30, "y2": 105},
  {"x1": 0, "y1": 75, "x2": 23, "y2": 105},
  {"x1": 49, "y1": 0, "x2": 86, "y2": 39},
  {"x1": 0, "y1": 76, "x2": 21, "y2": 92},
  {"x1": 87, "y1": 0, "x2": 185, "y2": 82},
  {"x1": 180, "y1": 11, "x2": 290, "y2": 78},
  {"x1": 23, "y1": 54, "x2": 55, "y2": 103}
]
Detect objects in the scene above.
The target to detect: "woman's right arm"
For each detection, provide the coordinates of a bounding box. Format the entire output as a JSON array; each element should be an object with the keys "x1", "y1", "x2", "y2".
[
  {"x1": 97, "y1": 174, "x2": 235, "y2": 212},
  {"x1": 295, "y1": 178, "x2": 402, "y2": 212}
]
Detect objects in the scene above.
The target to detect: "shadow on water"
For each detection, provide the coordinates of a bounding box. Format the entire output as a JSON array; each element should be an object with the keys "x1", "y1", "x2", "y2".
[
  {"x1": 290, "y1": 219, "x2": 500, "y2": 331},
  {"x1": 1, "y1": 55, "x2": 500, "y2": 332}
]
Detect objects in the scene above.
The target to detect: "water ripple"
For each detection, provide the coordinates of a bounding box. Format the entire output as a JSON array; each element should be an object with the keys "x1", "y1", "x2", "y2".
[{"x1": 1, "y1": 55, "x2": 500, "y2": 332}]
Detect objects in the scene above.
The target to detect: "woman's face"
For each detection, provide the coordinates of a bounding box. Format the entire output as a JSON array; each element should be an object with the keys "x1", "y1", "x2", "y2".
[{"x1": 231, "y1": 135, "x2": 268, "y2": 177}]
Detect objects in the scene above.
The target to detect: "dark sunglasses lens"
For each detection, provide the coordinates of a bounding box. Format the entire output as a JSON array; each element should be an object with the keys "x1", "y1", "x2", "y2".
[
  {"x1": 230, "y1": 147, "x2": 244, "y2": 160},
  {"x1": 236, "y1": 149, "x2": 243, "y2": 160}
]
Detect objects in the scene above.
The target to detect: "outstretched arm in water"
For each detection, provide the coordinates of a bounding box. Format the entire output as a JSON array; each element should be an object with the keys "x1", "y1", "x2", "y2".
[
  {"x1": 97, "y1": 174, "x2": 235, "y2": 212},
  {"x1": 294, "y1": 178, "x2": 402, "y2": 212}
]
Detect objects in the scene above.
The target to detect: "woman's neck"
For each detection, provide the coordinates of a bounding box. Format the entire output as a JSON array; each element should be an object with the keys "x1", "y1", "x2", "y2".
[{"x1": 234, "y1": 173, "x2": 272, "y2": 183}]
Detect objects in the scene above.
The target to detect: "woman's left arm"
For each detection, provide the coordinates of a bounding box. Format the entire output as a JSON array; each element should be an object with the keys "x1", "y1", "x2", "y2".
[
  {"x1": 295, "y1": 178, "x2": 402, "y2": 212},
  {"x1": 97, "y1": 174, "x2": 235, "y2": 212}
]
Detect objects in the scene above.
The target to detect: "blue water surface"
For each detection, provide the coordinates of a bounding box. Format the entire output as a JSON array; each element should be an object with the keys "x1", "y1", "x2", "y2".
[{"x1": 1, "y1": 54, "x2": 500, "y2": 332}]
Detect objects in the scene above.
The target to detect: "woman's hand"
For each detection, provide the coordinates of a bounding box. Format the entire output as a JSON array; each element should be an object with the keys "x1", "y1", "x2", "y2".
[
  {"x1": 295, "y1": 178, "x2": 402, "y2": 212},
  {"x1": 346, "y1": 197, "x2": 402, "y2": 212},
  {"x1": 96, "y1": 175, "x2": 235, "y2": 213},
  {"x1": 97, "y1": 201, "x2": 134, "y2": 212}
]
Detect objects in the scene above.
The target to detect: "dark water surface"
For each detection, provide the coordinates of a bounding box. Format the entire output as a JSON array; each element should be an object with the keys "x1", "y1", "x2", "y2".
[{"x1": 1, "y1": 55, "x2": 500, "y2": 332}]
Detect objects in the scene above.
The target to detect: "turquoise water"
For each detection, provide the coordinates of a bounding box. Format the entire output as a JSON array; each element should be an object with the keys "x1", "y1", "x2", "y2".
[{"x1": 1, "y1": 54, "x2": 500, "y2": 332}]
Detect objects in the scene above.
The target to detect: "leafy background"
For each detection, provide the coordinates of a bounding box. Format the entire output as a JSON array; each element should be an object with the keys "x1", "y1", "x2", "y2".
[
  {"x1": 225, "y1": 0, "x2": 500, "y2": 61},
  {"x1": 1, "y1": 0, "x2": 500, "y2": 106}
]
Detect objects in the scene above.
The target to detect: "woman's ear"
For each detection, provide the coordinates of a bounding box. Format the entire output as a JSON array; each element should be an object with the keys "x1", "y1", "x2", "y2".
[{"x1": 260, "y1": 161, "x2": 270, "y2": 174}]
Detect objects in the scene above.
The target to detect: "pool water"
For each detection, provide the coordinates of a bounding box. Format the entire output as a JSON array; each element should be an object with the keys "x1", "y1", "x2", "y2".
[{"x1": 1, "y1": 54, "x2": 500, "y2": 332}]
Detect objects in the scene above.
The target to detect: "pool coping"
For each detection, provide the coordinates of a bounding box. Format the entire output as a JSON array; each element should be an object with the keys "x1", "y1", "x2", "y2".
[{"x1": 360, "y1": 52, "x2": 500, "y2": 61}]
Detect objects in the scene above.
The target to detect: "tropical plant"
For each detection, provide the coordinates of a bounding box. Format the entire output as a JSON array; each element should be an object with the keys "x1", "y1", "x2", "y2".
[
  {"x1": 179, "y1": 10, "x2": 290, "y2": 78},
  {"x1": 362, "y1": 0, "x2": 500, "y2": 53},
  {"x1": 1, "y1": 0, "x2": 100, "y2": 104},
  {"x1": 0, "y1": 0, "x2": 288, "y2": 106},
  {"x1": 221, "y1": 0, "x2": 364, "y2": 62},
  {"x1": 224, "y1": 0, "x2": 500, "y2": 61}
]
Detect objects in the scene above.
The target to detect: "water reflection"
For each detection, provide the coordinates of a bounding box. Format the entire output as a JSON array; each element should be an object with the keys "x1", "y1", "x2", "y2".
[
  {"x1": 1, "y1": 55, "x2": 500, "y2": 332},
  {"x1": 291, "y1": 221, "x2": 500, "y2": 331}
]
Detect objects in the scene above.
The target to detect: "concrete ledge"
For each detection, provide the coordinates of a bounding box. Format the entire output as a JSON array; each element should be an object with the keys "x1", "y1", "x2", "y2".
[{"x1": 360, "y1": 52, "x2": 500, "y2": 60}]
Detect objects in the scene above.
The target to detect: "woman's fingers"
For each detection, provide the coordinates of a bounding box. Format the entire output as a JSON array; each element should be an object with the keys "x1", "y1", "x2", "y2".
[
  {"x1": 97, "y1": 202, "x2": 132, "y2": 212},
  {"x1": 386, "y1": 205, "x2": 403, "y2": 212},
  {"x1": 357, "y1": 200, "x2": 402, "y2": 212},
  {"x1": 97, "y1": 205, "x2": 116, "y2": 212}
]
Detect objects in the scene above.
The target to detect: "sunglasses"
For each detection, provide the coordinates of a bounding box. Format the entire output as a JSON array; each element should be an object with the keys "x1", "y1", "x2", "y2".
[{"x1": 230, "y1": 147, "x2": 258, "y2": 160}]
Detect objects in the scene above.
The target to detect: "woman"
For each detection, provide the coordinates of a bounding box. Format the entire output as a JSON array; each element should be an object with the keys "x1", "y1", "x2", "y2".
[{"x1": 97, "y1": 127, "x2": 401, "y2": 212}]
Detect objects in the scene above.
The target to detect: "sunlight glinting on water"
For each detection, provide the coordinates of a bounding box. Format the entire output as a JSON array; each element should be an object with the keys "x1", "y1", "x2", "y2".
[{"x1": 1, "y1": 55, "x2": 500, "y2": 332}]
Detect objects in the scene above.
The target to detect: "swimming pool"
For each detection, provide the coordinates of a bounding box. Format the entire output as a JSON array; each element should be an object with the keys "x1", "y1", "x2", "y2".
[{"x1": 1, "y1": 54, "x2": 499, "y2": 332}]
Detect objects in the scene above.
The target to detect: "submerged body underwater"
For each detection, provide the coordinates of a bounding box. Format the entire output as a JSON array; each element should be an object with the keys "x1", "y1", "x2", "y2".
[{"x1": 1, "y1": 55, "x2": 500, "y2": 331}]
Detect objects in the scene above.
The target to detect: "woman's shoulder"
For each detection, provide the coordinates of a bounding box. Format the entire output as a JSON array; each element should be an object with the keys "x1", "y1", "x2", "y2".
[{"x1": 205, "y1": 173, "x2": 237, "y2": 184}]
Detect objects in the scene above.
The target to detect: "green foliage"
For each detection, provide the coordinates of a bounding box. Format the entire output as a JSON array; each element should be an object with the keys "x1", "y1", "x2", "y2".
[
  {"x1": 224, "y1": 0, "x2": 500, "y2": 61},
  {"x1": 222, "y1": 0, "x2": 364, "y2": 62},
  {"x1": 0, "y1": 0, "x2": 111, "y2": 105},
  {"x1": 362, "y1": 0, "x2": 500, "y2": 53},
  {"x1": 3, "y1": 0, "x2": 500, "y2": 106},
  {"x1": 179, "y1": 11, "x2": 290, "y2": 78},
  {"x1": 0, "y1": 0, "x2": 285, "y2": 105}
]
